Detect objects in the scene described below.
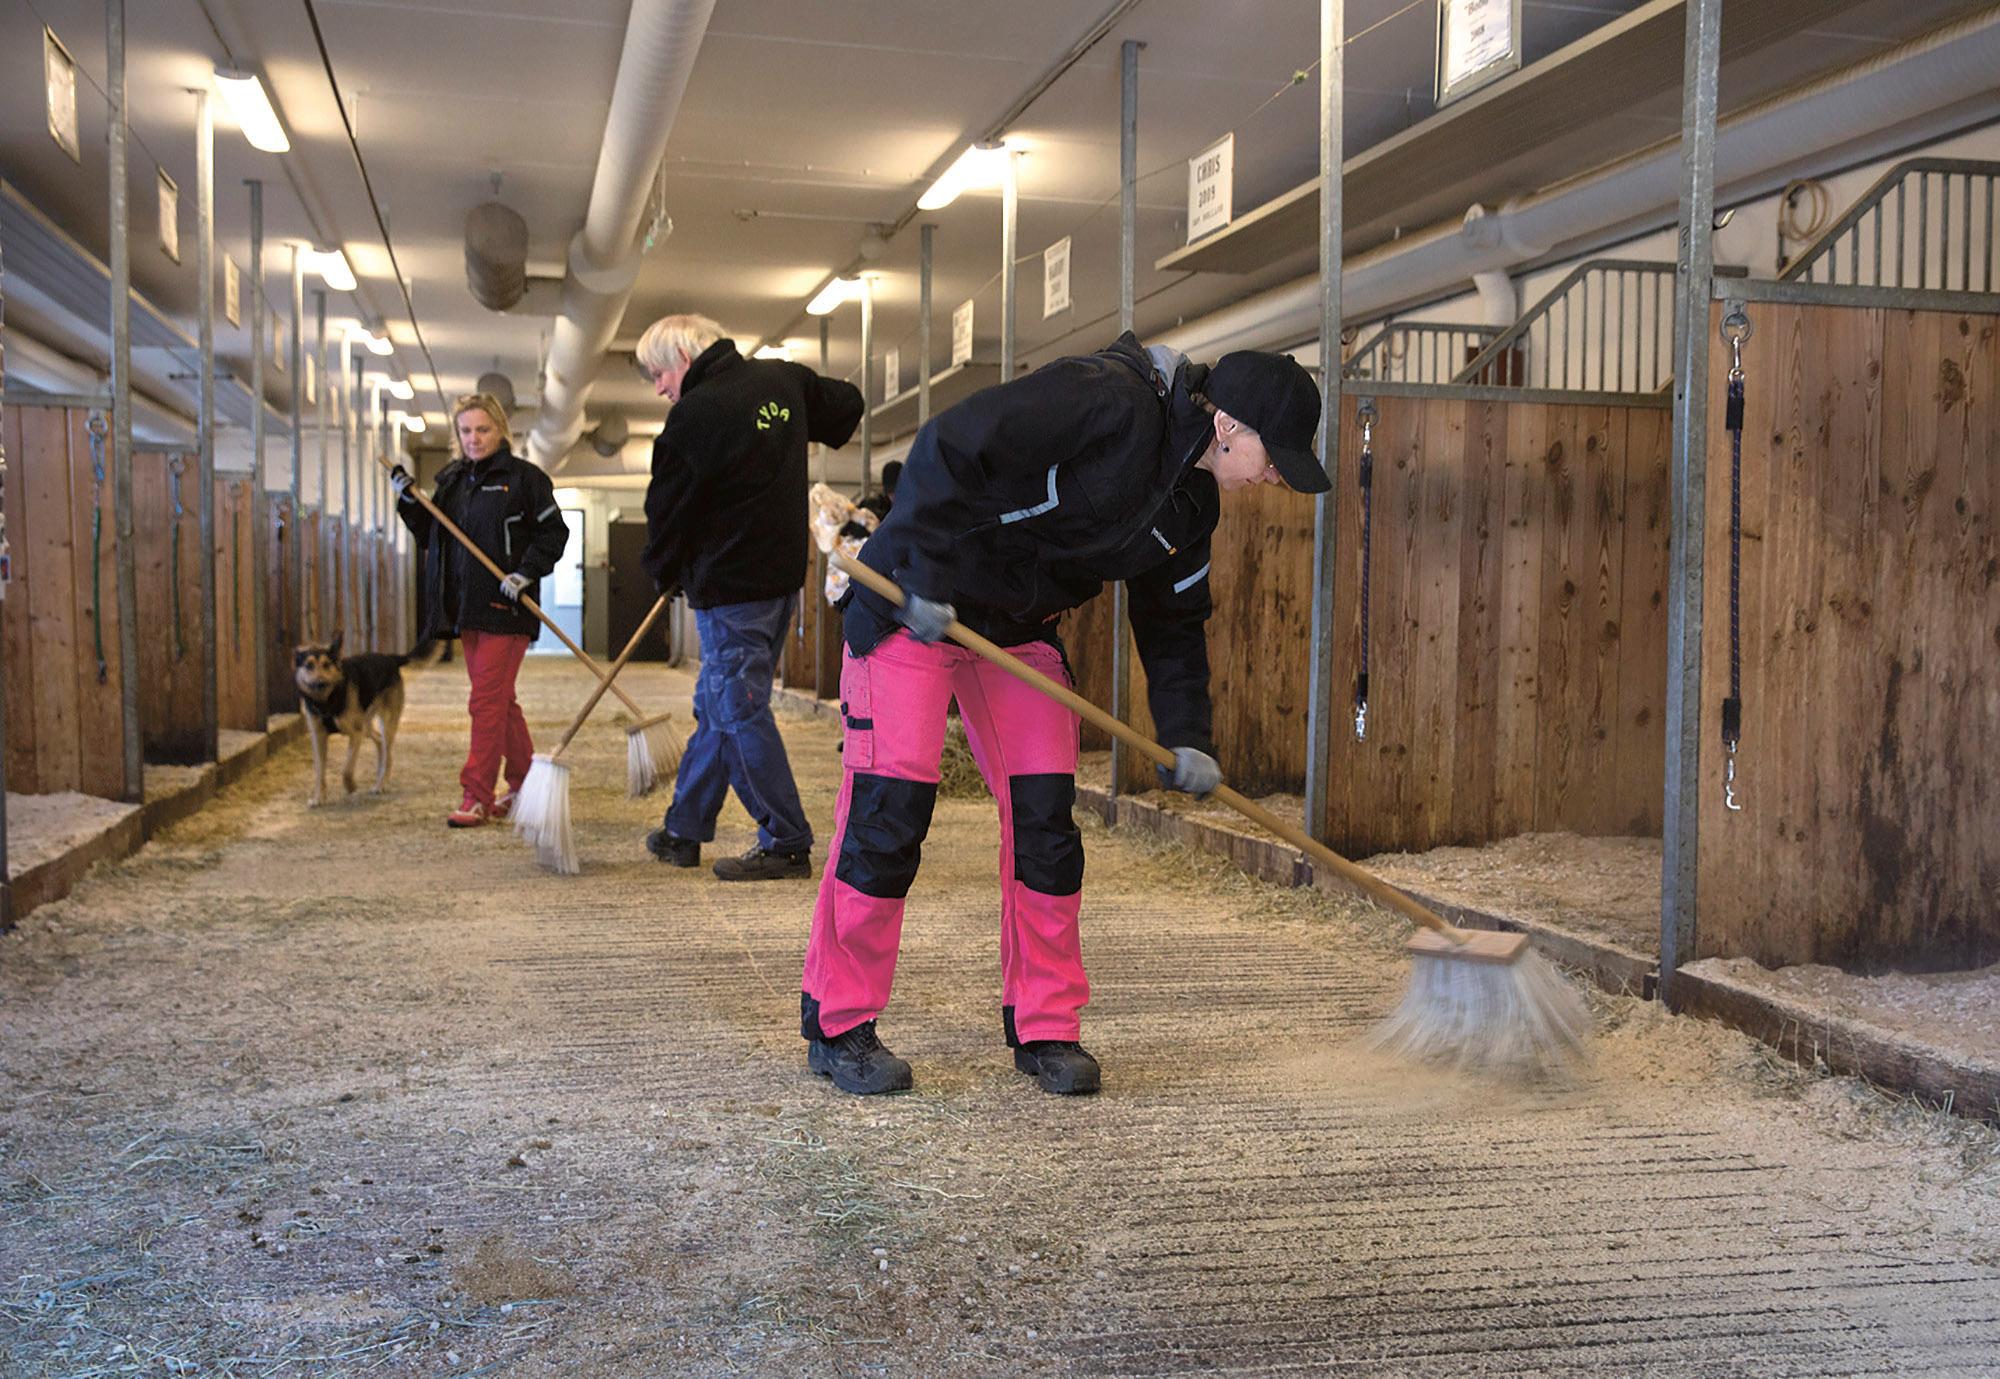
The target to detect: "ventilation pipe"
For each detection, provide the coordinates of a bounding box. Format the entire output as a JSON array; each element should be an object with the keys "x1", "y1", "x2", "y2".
[
  {"x1": 1158, "y1": 5, "x2": 2000, "y2": 359},
  {"x1": 588, "y1": 411, "x2": 631, "y2": 458},
  {"x1": 475, "y1": 371, "x2": 518, "y2": 413},
  {"x1": 465, "y1": 202, "x2": 530, "y2": 311},
  {"x1": 1472, "y1": 270, "x2": 1516, "y2": 328},
  {"x1": 529, "y1": 0, "x2": 716, "y2": 470}
]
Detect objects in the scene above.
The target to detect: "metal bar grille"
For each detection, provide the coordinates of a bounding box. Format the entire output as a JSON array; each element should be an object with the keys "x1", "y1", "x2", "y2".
[{"x1": 1784, "y1": 157, "x2": 2000, "y2": 292}]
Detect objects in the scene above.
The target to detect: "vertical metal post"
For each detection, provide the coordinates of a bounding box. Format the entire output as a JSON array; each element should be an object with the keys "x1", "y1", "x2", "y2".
[
  {"x1": 0, "y1": 244, "x2": 10, "y2": 923},
  {"x1": 817, "y1": 318, "x2": 831, "y2": 485},
  {"x1": 814, "y1": 316, "x2": 832, "y2": 699},
  {"x1": 859, "y1": 277, "x2": 874, "y2": 497},
  {"x1": 918, "y1": 224, "x2": 935, "y2": 428},
  {"x1": 348, "y1": 351, "x2": 362, "y2": 638},
  {"x1": 107, "y1": 0, "x2": 142, "y2": 801},
  {"x1": 1660, "y1": 0, "x2": 1724, "y2": 1005},
  {"x1": 1000, "y1": 151, "x2": 1019, "y2": 383},
  {"x1": 247, "y1": 179, "x2": 269, "y2": 725},
  {"x1": 1302, "y1": 0, "x2": 1344, "y2": 843},
  {"x1": 1110, "y1": 37, "x2": 1140, "y2": 796},
  {"x1": 195, "y1": 86, "x2": 218, "y2": 761},
  {"x1": 314, "y1": 290, "x2": 327, "y2": 638},
  {"x1": 288, "y1": 248, "x2": 304, "y2": 655}
]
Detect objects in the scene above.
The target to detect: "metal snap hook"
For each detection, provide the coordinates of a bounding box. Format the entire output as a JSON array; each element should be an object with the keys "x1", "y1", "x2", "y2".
[{"x1": 1723, "y1": 747, "x2": 1742, "y2": 812}]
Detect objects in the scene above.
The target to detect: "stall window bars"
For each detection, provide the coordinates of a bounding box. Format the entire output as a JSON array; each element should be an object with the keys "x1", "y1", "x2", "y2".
[
  {"x1": 1781, "y1": 157, "x2": 2000, "y2": 293},
  {"x1": 1454, "y1": 259, "x2": 1679, "y2": 396},
  {"x1": 1343, "y1": 322, "x2": 1501, "y2": 385}
]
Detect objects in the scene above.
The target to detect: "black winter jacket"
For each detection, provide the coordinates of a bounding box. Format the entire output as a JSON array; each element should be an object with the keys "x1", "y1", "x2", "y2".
[
  {"x1": 848, "y1": 332, "x2": 1221, "y2": 754},
  {"x1": 642, "y1": 339, "x2": 865, "y2": 608},
  {"x1": 397, "y1": 444, "x2": 568, "y2": 642}
]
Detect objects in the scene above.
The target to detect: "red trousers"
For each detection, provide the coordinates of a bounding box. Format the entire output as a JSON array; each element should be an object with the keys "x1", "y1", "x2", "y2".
[{"x1": 459, "y1": 630, "x2": 533, "y2": 807}]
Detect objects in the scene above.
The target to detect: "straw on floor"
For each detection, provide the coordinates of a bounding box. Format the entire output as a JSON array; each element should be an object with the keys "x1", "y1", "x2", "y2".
[
  {"x1": 823, "y1": 542, "x2": 1593, "y2": 1077},
  {"x1": 513, "y1": 596, "x2": 670, "y2": 875}
]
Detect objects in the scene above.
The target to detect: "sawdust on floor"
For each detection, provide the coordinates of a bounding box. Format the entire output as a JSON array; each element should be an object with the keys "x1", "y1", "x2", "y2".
[
  {"x1": 1690, "y1": 955, "x2": 2000, "y2": 1058},
  {"x1": 3, "y1": 791, "x2": 138, "y2": 877}
]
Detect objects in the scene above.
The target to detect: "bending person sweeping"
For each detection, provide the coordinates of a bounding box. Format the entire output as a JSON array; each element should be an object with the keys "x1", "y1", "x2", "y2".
[
  {"x1": 393, "y1": 392, "x2": 568, "y2": 828},
  {"x1": 802, "y1": 334, "x2": 1329, "y2": 1097}
]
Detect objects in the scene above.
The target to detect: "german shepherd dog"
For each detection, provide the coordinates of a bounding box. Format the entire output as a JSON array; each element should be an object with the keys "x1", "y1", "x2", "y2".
[{"x1": 294, "y1": 633, "x2": 438, "y2": 806}]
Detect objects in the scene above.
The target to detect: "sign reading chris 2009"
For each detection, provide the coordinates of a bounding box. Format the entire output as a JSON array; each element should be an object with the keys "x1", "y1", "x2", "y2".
[{"x1": 1186, "y1": 133, "x2": 1234, "y2": 244}]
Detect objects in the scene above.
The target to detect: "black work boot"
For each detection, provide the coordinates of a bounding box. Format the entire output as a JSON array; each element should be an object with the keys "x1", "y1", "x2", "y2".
[
  {"x1": 646, "y1": 828, "x2": 699, "y2": 867},
  {"x1": 713, "y1": 845, "x2": 812, "y2": 882},
  {"x1": 808, "y1": 1020, "x2": 913, "y2": 1096},
  {"x1": 1014, "y1": 1040, "x2": 1101, "y2": 1096}
]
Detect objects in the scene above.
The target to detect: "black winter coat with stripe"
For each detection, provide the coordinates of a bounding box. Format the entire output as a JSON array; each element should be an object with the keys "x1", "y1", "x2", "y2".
[
  {"x1": 846, "y1": 331, "x2": 1222, "y2": 756},
  {"x1": 397, "y1": 444, "x2": 569, "y2": 642}
]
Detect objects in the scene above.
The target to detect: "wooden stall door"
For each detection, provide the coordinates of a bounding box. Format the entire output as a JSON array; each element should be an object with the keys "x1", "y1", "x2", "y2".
[
  {"x1": 1697, "y1": 303, "x2": 2000, "y2": 970},
  {"x1": 133, "y1": 452, "x2": 209, "y2": 764},
  {"x1": 214, "y1": 476, "x2": 261, "y2": 732},
  {"x1": 266, "y1": 495, "x2": 298, "y2": 708}
]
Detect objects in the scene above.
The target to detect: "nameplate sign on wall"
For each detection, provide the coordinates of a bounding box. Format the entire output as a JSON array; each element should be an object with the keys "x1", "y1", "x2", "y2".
[
  {"x1": 883, "y1": 347, "x2": 900, "y2": 401},
  {"x1": 951, "y1": 299, "x2": 974, "y2": 367},
  {"x1": 1043, "y1": 235, "x2": 1071, "y2": 319},
  {"x1": 224, "y1": 257, "x2": 241, "y2": 326},
  {"x1": 1186, "y1": 133, "x2": 1233, "y2": 243},
  {"x1": 1435, "y1": 0, "x2": 1521, "y2": 108}
]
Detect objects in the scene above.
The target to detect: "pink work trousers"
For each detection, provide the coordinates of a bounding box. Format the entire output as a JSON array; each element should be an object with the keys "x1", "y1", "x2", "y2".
[
  {"x1": 802, "y1": 631, "x2": 1088, "y2": 1042},
  {"x1": 458, "y1": 629, "x2": 534, "y2": 808}
]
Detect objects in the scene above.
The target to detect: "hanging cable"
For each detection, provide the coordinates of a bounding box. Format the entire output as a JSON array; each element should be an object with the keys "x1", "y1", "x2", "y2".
[
  {"x1": 169, "y1": 455, "x2": 187, "y2": 660},
  {"x1": 1719, "y1": 304, "x2": 1752, "y2": 812},
  {"x1": 86, "y1": 411, "x2": 109, "y2": 684},
  {"x1": 1353, "y1": 398, "x2": 1377, "y2": 740}
]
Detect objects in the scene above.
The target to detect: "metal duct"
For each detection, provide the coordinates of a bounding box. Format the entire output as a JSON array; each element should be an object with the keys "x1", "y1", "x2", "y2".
[
  {"x1": 465, "y1": 202, "x2": 530, "y2": 312},
  {"x1": 476, "y1": 371, "x2": 518, "y2": 413},
  {"x1": 589, "y1": 411, "x2": 631, "y2": 457},
  {"x1": 530, "y1": 0, "x2": 717, "y2": 470},
  {"x1": 1158, "y1": 4, "x2": 2000, "y2": 359}
]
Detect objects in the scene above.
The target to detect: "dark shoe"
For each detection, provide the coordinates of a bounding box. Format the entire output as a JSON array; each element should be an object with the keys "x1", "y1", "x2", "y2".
[
  {"x1": 1014, "y1": 1040, "x2": 1101, "y2": 1096},
  {"x1": 807, "y1": 1021, "x2": 913, "y2": 1095},
  {"x1": 646, "y1": 829, "x2": 699, "y2": 867},
  {"x1": 712, "y1": 845, "x2": 811, "y2": 882}
]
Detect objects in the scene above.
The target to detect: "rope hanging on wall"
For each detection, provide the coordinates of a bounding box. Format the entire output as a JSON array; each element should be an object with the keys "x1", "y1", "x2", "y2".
[
  {"x1": 168, "y1": 455, "x2": 187, "y2": 661},
  {"x1": 1720, "y1": 304, "x2": 1753, "y2": 813},
  {"x1": 274, "y1": 507, "x2": 288, "y2": 651},
  {"x1": 1353, "y1": 398, "x2": 1377, "y2": 741},
  {"x1": 86, "y1": 410, "x2": 109, "y2": 684},
  {"x1": 232, "y1": 499, "x2": 243, "y2": 657}
]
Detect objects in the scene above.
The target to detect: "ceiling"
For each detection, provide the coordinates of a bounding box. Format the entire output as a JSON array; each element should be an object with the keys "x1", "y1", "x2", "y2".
[{"x1": 0, "y1": 0, "x2": 1983, "y2": 465}]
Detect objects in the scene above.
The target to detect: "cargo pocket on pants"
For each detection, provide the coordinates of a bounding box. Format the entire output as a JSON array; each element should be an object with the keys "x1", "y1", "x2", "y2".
[{"x1": 840, "y1": 654, "x2": 875, "y2": 770}]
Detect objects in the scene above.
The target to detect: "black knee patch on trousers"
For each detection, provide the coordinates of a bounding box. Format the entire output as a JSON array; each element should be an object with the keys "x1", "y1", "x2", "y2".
[
  {"x1": 1009, "y1": 773, "x2": 1084, "y2": 896},
  {"x1": 836, "y1": 774, "x2": 939, "y2": 899},
  {"x1": 801, "y1": 991, "x2": 827, "y2": 1041}
]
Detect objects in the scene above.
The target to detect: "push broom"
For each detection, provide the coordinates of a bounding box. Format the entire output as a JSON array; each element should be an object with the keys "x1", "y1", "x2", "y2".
[
  {"x1": 381, "y1": 456, "x2": 680, "y2": 795},
  {"x1": 828, "y1": 547, "x2": 1591, "y2": 1076},
  {"x1": 513, "y1": 594, "x2": 671, "y2": 874}
]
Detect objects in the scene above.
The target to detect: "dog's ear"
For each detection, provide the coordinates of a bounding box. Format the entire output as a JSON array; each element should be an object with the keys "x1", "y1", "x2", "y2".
[{"x1": 327, "y1": 631, "x2": 343, "y2": 660}]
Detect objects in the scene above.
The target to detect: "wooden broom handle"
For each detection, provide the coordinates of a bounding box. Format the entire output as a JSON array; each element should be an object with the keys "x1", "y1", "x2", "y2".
[
  {"x1": 382, "y1": 456, "x2": 648, "y2": 719},
  {"x1": 552, "y1": 595, "x2": 669, "y2": 758},
  {"x1": 832, "y1": 551, "x2": 1470, "y2": 943}
]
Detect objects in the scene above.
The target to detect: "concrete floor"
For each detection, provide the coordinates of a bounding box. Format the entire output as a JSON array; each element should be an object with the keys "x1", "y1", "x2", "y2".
[{"x1": 3, "y1": 655, "x2": 1998, "y2": 1377}]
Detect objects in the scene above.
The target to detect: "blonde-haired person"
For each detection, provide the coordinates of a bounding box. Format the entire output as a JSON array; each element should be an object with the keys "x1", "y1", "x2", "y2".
[
  {"x1": 635, "y1": 314, "x2": 864, "y2": 880},
  {"x1": 392, "y1": 393, "x2": 569, "y2": 828}
]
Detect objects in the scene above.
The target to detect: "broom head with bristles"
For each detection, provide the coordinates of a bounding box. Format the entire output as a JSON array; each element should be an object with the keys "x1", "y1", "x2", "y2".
[
  {"x1": 626, "y1": 715, "x2": 682, "y2": 798},
  {"x1": 1369, "y1": 929, "x2": 1591, "y2": 1075},
  {"x1": 512, "y1": 752, "x2": 578, "y2": 875}
]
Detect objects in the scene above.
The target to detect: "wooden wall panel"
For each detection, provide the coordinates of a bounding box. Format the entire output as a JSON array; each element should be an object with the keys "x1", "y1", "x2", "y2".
[
  {"x1": 301, "y1": 511, "x2": 324, "y2": 644},
  {"x1": 267, "y1": 496, "x2": 297, "y2": 709},
  {"x1": 133, "y1": 453, "x2": 208, "y2": 764},
  {"x1": 1698, "y1": 303, "x2": 2000, "y2": 969},
  {"x1": 214, "y1": 476, "x2": 260, "y2": 732},
  {"x1": 67, "y1": 410, "x2": 127, "y2": 799},
  {"x1": 2, "y1": 404, "x2": 45, "y2": 794}
]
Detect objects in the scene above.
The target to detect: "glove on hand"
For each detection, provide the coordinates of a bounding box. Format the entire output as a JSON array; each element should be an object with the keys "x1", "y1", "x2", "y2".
[
  {"x1": 498, "y1": 572, "x2": 530, "y2": 602},
  {"x1": 896, "y1": 593, "x2": 956, "y2": 645},
  {"x1": 1156, "y1": 746, "x2": 1222, "y2": 799},
  {"x1": 389, "y1": 466, "x2": 415, "y2": 498}
]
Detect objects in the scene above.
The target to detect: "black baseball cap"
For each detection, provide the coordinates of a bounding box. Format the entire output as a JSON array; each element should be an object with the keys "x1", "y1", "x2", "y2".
[{"x1": 1204, "y1": 350, "x2": 1330, "y2": 494}]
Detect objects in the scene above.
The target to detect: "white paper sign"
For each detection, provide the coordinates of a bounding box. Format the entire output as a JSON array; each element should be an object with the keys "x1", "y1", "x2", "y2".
[
  {"x1": 951, "y1": 299, "x2": 974, "y2": 368},
  {"x1": 1187, "y1": 133, "x2": 1234, "y2": 244},
  {"x1": 305, "y1": 354, "x2": 317, "y2": 405},
  {"x1": 157, "y1": 168, "x2": 180, "y2": 263},
  {"x1": 44, "y1": 28, "x2": 79, "y2": 163},
  {"x1": 1042, "y1": 236, "x2": 1071, "y2": 319},
  {"x1": 883, "y1": 347, "x2": 900, "y2": 401},
  {"x1": 1437, "y1": 0, "x2": 1520, "y2": 106},
  {"x1": 224, "y1": 257, "x2": 241, "y2": 326}
]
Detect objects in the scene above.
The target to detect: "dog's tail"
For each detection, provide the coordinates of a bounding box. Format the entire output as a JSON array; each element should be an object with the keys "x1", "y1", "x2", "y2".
[{"x1": 398, "y1": 637, "x2": 446, "y2": 670}]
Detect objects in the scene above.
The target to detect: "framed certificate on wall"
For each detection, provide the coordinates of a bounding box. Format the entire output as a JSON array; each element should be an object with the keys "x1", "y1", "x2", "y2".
[{"x1": 1435, "y1": 0, "x2": 1522, "y2": 108}]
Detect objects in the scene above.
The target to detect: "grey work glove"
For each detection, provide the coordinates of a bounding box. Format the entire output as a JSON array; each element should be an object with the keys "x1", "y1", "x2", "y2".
[
  {"x1": 390, "y1": 465, "x2": 415, "y2": 499},
  {"x1": 498, "y1": 572, "x2": 531, "y2": 602},
  {"x1": 1156, "y1": 746, "x2": 1222, "y2": 799},
  {"x1": 896, "y1": 593, "x2": 956, "y2": 645}
]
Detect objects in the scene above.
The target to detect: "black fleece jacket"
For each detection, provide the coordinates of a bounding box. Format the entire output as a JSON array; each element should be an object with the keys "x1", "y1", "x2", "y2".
[
  {"x1": 397, "y1": 444, "x2": 568, "y2": 642},
  {"x1": 847, "y1": 332, "x2": 1221, "y2": 755},
  {"x1": 642, "y1": 339, "x2": 864, "y2": 608}
]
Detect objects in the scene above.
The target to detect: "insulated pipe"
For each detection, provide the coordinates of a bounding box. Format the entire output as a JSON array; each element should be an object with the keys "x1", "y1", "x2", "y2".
[
  {"x1": 532, "y1": 0, "x2": 717, "y2": 469},
  {"x1": 1157, "y1": 4, "x2": 2000, "y2": 360},
  {"x1": 1472, "y1": 270, "x2": 1517, "y2": 327},
  {"x1": 465, "y1": 201, "x2": 530, "y2": 312}
]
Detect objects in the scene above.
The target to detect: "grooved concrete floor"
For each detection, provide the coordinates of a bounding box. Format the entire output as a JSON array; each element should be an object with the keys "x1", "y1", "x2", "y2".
[{"x1": 3, "y1": 656, "x2": 1997, "y2": 1377}]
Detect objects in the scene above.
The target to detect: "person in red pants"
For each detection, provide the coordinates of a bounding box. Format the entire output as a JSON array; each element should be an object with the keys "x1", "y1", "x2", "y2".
[
  {"x1": 393, "y1": 393, "x2": 569, "y2": 827},
  {"x1": 802, "y1": 336, "x2": 1328, "y2": 1096}
]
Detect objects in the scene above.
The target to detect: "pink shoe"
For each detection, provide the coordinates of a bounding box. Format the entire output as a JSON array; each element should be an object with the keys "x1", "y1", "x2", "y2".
[{"x1": 447, "y1": 797, "x2": 490, "y2": 829}]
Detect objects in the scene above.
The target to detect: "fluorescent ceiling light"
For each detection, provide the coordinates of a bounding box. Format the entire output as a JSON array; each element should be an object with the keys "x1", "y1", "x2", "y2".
[
  {"x1": 917, "y1": 140, "x2": 1011, "y2": 211},
  {"x1": 385, "y1": 378, "x2": 415, "y2": 401},
  {"x1": 214, "y1": 67, "x2": 290, "y2": 153},
  {"x1": 400, "y1": 413, "x2": 425, "y2": 434},
  {"x1": 349, "y1": 328, "x2": 392, "y2": 356},
  {"x1": 806, "y1": 277, "x2": 862, "y2": 316},
  {"x1": 305, "y1": 248, "x2": 355, "y2": 291},
  {"x1": 753, "y1": 344, "x2": 792, "y2": 360}
]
